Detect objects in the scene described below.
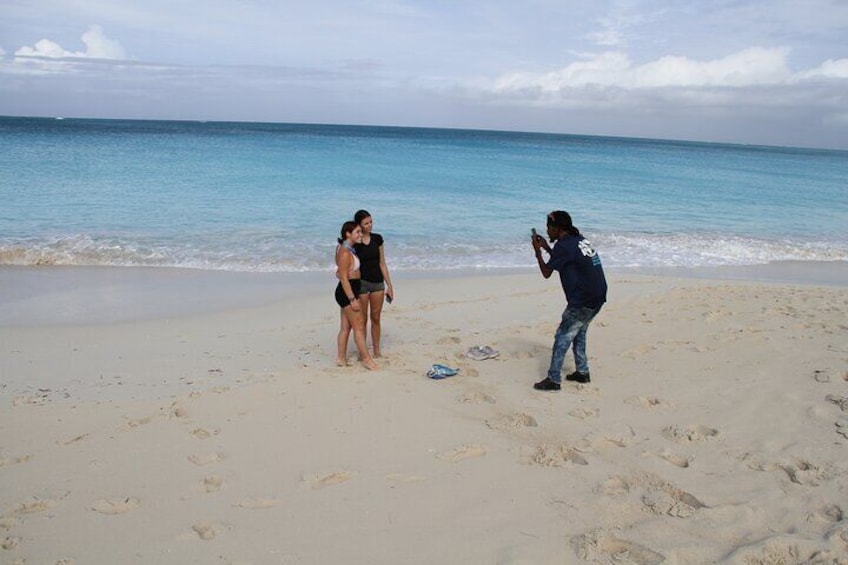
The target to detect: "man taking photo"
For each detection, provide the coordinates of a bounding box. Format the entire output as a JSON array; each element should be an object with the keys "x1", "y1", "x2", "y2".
[{"x1": 531, "y1": 210, "x2": 608, "y2": 391}]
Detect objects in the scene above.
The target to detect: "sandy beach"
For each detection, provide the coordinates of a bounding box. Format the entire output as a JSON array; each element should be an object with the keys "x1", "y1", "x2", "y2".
[{"x1": 1, "y1": 264, "x2": 847, "y2": 564}]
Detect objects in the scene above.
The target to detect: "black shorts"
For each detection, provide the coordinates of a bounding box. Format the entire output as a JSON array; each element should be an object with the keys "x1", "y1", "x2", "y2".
[{"x1": 334, "y1": 279, "x2": 362, "y2": 308}]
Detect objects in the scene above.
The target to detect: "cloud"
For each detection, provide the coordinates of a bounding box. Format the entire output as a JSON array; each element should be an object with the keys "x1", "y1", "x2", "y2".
[
  {"x1": 473, "y1": 45, "x2": 848, "y2": 146},
  {"x1": 15, "y1": 25, "x2": 126, "y2": 60},
  {"x1": 632, "y1": 48, "x2": 792, "y2": 87},
  {"x1": 799, "y1": 58, "x2": 848, "y2": 80},
  {"x1": 493, "y1": 47, "x2": 795, "y2": 93}
]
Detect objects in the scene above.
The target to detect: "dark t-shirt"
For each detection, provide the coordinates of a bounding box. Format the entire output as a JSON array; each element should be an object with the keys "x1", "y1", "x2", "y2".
[
  {"x1": 354, "y1": 233, "x2": 384, "y2": 283},
  {"x1": 546, "y1": 234, "x2": 607, "y2": 308}
]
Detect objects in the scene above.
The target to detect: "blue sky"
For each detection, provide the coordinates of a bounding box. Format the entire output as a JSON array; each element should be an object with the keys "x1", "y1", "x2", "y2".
[{"x1": 1, "y1": 1, "x2": 847, "y2": 148}]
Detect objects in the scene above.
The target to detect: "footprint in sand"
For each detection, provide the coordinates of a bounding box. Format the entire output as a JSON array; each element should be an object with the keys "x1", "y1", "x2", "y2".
[
  {"x1": 596, "y1": 476, "x2": 630, "y2": 496},
  {"x1": 779, "y1": 458, "x2": 834, "y2": 486},
  {"x1": 638, "y1": 475, "x2": 706, "y2": 518},
  {"x1": 723, "y1": 534, "x2": 836, "y2": 564},
  {"x1": 1, "y1": 536, "x2": 21, "y2": 550},
  {"x1": 202, "y1": 475, "x2": 223, "y2": 493},
  {"x1": 458, "y1": 391, "x2": 496, "y2": 404},
  {"x1": 598, "y1": 473, "x2": 706, "y2": 518},
  {"x1": 624, "y1": 396, "x2": 673, "y2": 409},
  {"x1": 233, "y1": 497, "x2": 280, "y2": 509},
  {"x1": 170, "y1": 403, "x2": 190, "y2": 419},
  {"x1": 661, "y1": 424, "x2": 719, "y2": 443},
  {"x1": 486, "y1": 412, "x2": 538, "y2": 431},
  {"x1": 127, "y1": 416, "x2": 153, "y2": 428},
  {"x1": 812, "y1": 369, "x2": 831, "y2": 383},
  {"x1": 191, "y1": 427, "x2": 219, "y2": 440},
  {"x1": 90, "y1": 497, "x2": 140, "y2": 514},
  {"x1": 0, "y1": 455, "x2": 32, "y2": 468},
  {"x1": 306, "y1": 471, "x2": 354, "y2": 489},
  {"x1": 188, "y1": 452, "x2": 224, "y2": 466},
  {"x1": 191, "y1": 521, "x2": 219, "y2": 540},
  {"x1": 568, "y1": 383, "x2": 599, "y2": 395},
  {"x1": 568, "y1": 407, "x2": 598, "y2": 420},
  {"x1": 653, "y1": 448, "x2": 692, "y2": 468},
  {"x1": 13, "y1": 497, "x2": 54, "y2": 515},
  {"x1": 571, "y1": 531, "x2": 664, "y2": 565},
  {"x1": 527, "y1": 444, "x2": 588, "y2": 467},
  {"x1": 702, "y1": 309, "x2": 730, "y2": 322},
  {"x1": 641, "y1": 488, "x2": 704, "y2": 518},
  {"x1": 836, "y1": 420, "x2": 848, "y2": 440},
  {"x1": 826, "y1": 394, "x2": 848, "y2": 412},
  {"x1": 808, "y1": 504, "x2": 843, "y2": 524},
  {"x1": 736, "y1": 451, "x2": 778, "y2": 473},
  {"x1": 579, "y1": 427, "x2": 635, "y2": 451},
  {"x1": 743, "y1": 449, "x2": 834, "y2": 485},
  {"x1": 435, "y1": 444, "x2": 487, "y2": 462}
]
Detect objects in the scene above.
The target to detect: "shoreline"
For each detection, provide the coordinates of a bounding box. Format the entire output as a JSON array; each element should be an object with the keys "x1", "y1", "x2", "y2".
[{"x1": 1, "y1": 260, "x2": 845, "y2": 328}]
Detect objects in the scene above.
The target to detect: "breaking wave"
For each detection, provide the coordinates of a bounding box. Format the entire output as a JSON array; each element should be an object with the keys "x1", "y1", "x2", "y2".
[{"x1": 1, "y1": 232, "x2": 845, "y2": 272}]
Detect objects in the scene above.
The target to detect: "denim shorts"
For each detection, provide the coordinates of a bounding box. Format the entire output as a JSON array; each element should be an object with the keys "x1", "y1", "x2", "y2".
[{"x1": 359, "y1": 279, "x2": 386, "y2": 294}]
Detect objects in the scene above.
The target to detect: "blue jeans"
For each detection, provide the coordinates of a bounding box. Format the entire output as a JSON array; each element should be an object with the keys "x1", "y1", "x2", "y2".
[{"x1": 547, "y1": 305, "x2": 602, "y2": 383}]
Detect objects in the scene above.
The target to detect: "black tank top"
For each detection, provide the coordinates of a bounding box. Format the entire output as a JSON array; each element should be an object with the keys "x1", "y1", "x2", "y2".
[{"x1": 354, "y1": 233, "x2": 384, "y2": 283}]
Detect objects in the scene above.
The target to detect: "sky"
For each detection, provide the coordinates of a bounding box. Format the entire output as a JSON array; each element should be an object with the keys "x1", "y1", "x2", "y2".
[{"x1": 1, "y1": 1, "x2": 847, "y2": 149}]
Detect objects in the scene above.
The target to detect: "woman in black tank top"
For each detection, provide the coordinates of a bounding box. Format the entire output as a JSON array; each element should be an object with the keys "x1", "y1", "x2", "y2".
[{"x1": 354, "y1": 210, "x2": 394, "y2": 358}]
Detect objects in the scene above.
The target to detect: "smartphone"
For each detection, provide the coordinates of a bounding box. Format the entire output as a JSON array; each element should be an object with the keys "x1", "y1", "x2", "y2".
[{"x1": 385, "y1": 294, "x2": 393, "y2": 304}]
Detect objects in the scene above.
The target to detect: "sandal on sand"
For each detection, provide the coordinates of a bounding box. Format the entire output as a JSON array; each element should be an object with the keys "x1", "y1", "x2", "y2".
[
  {"x1": 465, "y1": 345, "x2": 499, "y2": 361},
  {"x1": 427, "y1": 364, "x2": 460, "y2": 379}
]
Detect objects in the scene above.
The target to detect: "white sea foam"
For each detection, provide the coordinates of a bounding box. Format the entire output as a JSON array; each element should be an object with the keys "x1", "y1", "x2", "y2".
[{"x1": 1, "y1": 232, "x2": 845, "y2": 272}]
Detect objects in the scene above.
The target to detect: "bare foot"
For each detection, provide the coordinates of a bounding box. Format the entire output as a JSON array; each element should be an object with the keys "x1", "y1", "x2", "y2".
[
  {"x1": 336, "y1": 357, "x2": 348, "y2": 367},
  {"x1": 363, "y1": 358, "x2": 380, "y2": 370},
  {"x1": 373, "y1": 349, "x2": 382, "y2": 358}
]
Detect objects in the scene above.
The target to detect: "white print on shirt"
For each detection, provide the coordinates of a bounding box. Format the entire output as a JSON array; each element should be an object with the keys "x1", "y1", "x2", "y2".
[{"x1": 578, "y1": 239, "x2": 597, "y2": 258}]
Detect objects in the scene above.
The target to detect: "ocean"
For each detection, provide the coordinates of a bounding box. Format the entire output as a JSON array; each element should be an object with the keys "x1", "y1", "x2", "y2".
[{"x1": 2, "y1": 116, "x2": 846, "y2": 273}]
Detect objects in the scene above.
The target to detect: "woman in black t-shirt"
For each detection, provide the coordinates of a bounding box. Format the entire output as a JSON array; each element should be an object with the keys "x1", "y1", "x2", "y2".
[{"x1": 354, "y1": 209, "x2": 394, "y2": 358}]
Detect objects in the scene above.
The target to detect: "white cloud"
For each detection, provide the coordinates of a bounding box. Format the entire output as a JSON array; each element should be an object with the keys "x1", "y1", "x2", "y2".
[
  {"x1": 632, "y1": 47, "x2": 792, "y2": 87},
  {"x1": 16, "y1": 39, "x2": 68, "y2": 58},
  {"x1": 80, "y1": 25, "x2": 126, "y2": 59},
  {"x1": 15, "y1": 25, "x2": 126, "y2": 60},
  {"x1": 799, "y1": 58, "x2": 848, "y2": 80},
  {"x1": 494, "y1": 47, "x2": 795, "y2": 93}
]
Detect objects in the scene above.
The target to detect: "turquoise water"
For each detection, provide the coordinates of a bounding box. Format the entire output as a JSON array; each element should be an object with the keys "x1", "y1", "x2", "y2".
[{"x1": 1, "y1": 117, "x2": 846, "y2": 272}]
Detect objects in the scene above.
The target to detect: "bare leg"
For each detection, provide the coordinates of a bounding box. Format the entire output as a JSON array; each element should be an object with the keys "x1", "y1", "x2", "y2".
[
  {"x1": 344, "y1": 306, "x2": 378, "y2": 370},
  {"x1": 358, "y1": 294, "x2": 370, "y2": 359},
  {"x1": 369, "y1": 291, "x2": 385, "y2": 357},
  {"x1": 336, "y1": 309, "x2": 352, "y2": 366}
]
